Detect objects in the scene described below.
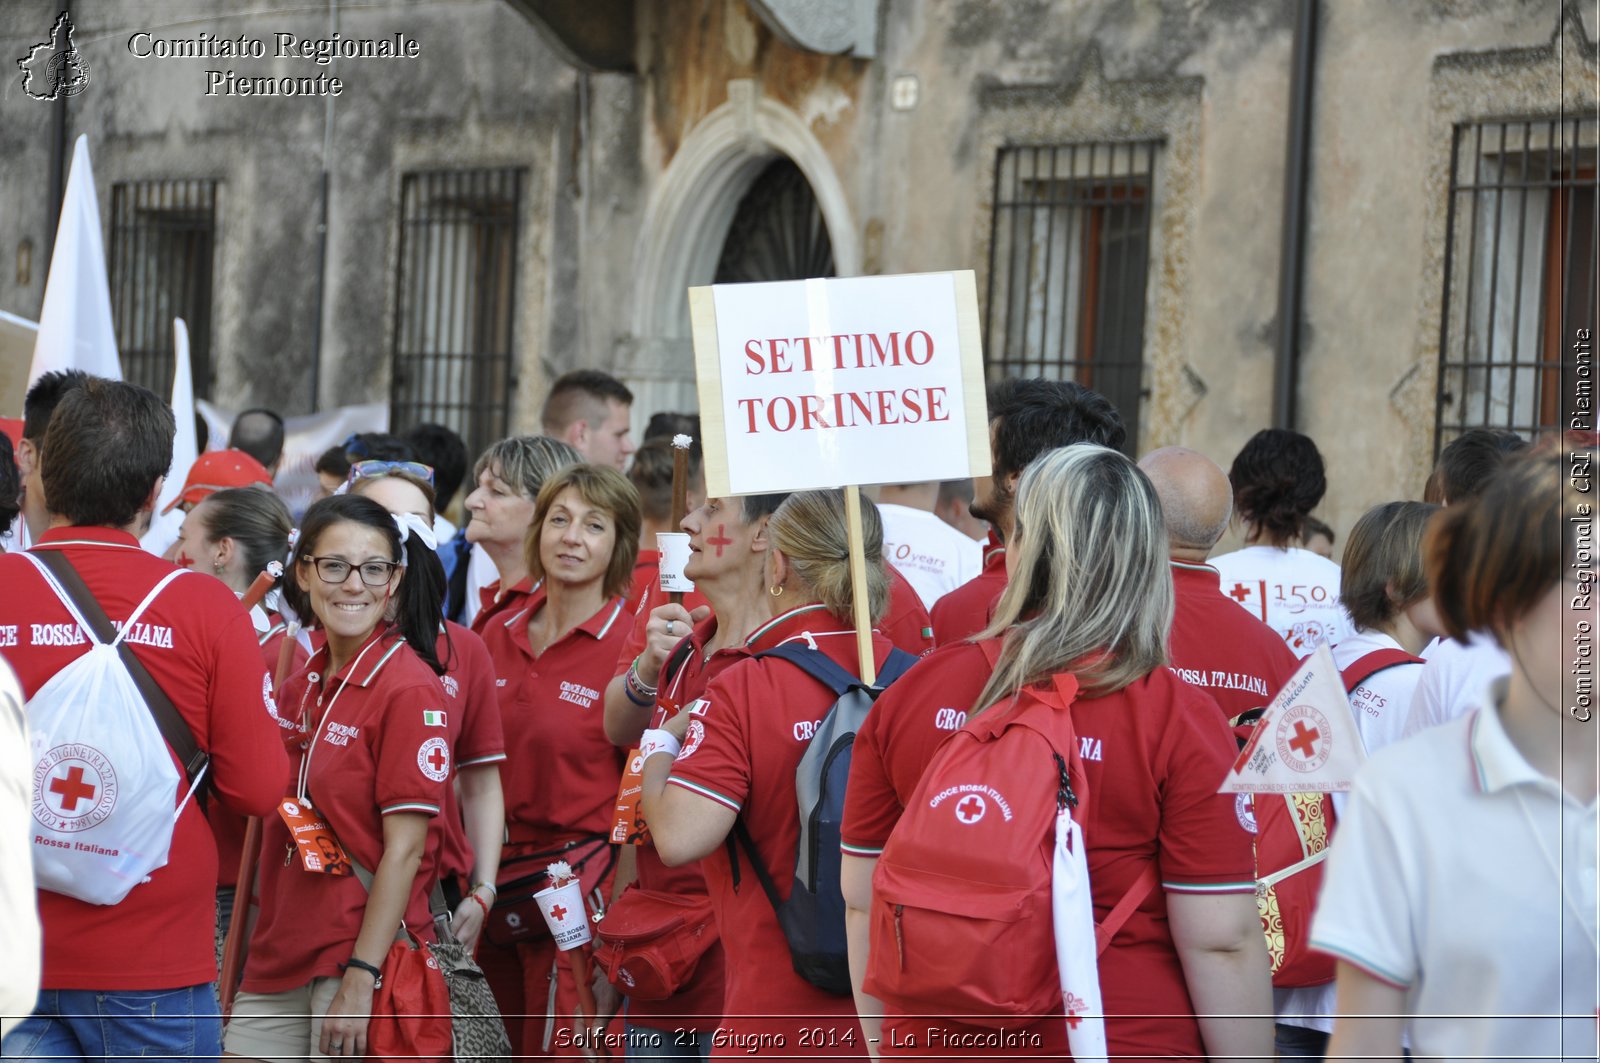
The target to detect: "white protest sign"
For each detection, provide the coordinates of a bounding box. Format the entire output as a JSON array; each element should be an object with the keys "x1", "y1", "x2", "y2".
[
  {"x1": 1220, "y1": 643, "x2": 1367, "y2": 794},
  {"x1": 690, "y1": 272, "x2": 989, "y2": 497}
]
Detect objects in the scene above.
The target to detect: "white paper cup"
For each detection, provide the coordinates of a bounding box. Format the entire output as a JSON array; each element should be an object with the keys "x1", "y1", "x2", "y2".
[
  {"x1": 535, "y1": 879, "x2": 592, "y2": 950},
  {"x1": 656, "y1": 532, "x2": 695, "y2": 594}
]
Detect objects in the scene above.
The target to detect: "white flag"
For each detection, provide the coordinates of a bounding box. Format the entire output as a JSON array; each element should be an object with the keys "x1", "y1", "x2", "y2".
[
  {"x1": 1220, "y1": 643, "x2": 1366, "y2": 794},
  {"x1": 1052, "y1": 807, "x2": 1108, "y2": 1061},
  {"x1": 141, "y1": 318, "x2": 197, "y2": 556},
  {"x1": 28, "y1": 136, "x2": 122, "y2": 388}
]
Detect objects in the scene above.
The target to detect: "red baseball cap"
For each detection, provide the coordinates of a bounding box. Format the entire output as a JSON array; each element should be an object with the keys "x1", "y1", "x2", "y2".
[{"x1": 161, "y1": 449, "x2": 273, "y2": 514}]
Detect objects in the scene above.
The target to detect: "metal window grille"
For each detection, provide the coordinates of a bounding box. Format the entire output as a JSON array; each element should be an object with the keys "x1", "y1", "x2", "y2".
[
  {"x1": 985, "y1": 141, "x2": 1159, "y2": 453},
  {"x1": 391, "y1": 169, "x2": 523, "y2": 459},
  {"x1": 1436, "y1": 116, "x2": 1598, "y2": 454},
  {"x1": 108, "y1": 180, "x2": 218, "y2": 398},
  {"x1": 714, "y1": 158, "x2": 835, "y2": 282}
]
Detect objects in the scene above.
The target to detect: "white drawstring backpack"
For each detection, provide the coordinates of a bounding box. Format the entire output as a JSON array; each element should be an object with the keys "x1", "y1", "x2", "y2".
[{"x1": 20, "y1": 553, "x2": 204, "y2": 905}]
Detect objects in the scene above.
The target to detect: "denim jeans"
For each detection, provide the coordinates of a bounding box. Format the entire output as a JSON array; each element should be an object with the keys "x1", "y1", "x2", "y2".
[
  {"x1": 625, "y1": 1020, "x2": 712, "y2": 1062},
  {"x1": 2, "y1": 984, "x2": 222, "y2": 1062},
  {"x1": 1274, "y1": 1021, "x2": 1330, "y2": 1059}
]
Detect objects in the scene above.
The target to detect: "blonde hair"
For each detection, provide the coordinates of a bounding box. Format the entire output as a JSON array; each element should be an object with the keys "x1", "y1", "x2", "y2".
[
  {"x1": 975, "y1": 444, "x2": 1171, "y2": 711},
  {"x1": 767, "y1": 490, "x2": 890, "y2": 623}
]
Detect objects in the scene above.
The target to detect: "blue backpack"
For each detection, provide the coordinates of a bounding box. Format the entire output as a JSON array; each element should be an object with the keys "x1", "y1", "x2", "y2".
[{"x1": 727, "y1": 642, "x2": 918, "y2": 994}]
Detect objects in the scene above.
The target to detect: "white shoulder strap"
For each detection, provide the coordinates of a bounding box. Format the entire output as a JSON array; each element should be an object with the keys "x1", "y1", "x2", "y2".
[
  {"x1": 17, "y1": 552, "x2": 101, "y2": 646},
  {"x1": 115, "y1": 569, "x2": 186, "y2": 647}
]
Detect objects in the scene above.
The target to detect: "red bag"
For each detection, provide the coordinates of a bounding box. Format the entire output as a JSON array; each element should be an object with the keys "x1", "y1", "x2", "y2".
[
  {"x1": 364, "y1": 928, "x2": 453, "y2": 1063},
  {"x1": 593, "y1": 885, "x2": 720, "y2": 1000},
  {"x1": 1246, "y1": 647, "x2": 1421, "y2": 987},
  {"x1": 865, "y1": 674, "x2": 1109, "y2": 1024},
  {"x1": 486, "y1": 836, "x2": 615, "y2": 947}
]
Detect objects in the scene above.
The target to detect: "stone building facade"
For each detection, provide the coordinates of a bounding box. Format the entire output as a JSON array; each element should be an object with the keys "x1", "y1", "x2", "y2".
[{"x1": 0, "y1": 0, "x2": 1593, "y2": 536}]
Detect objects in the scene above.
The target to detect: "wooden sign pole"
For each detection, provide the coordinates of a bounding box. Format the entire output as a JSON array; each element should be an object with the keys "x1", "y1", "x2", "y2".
[{"x1": 842, "y1": 485, "x2": 877, "y2": 686}]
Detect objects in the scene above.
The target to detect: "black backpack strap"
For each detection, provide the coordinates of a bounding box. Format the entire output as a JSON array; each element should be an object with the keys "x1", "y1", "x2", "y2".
[
  {"x1": 33, "y1": 550, "x2": 210, "y2": 788},
  {"x1": 661, "y1": 635, "x2": 698, "y2": 690},
  {"x1": 726, "y1": 818, "x2": 785, "y2": 915}
]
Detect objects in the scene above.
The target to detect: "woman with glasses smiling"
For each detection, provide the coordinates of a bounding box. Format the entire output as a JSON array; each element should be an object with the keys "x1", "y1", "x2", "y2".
[{"x1": 225, "y1": 493, "x2": 453, "y2": 1063}]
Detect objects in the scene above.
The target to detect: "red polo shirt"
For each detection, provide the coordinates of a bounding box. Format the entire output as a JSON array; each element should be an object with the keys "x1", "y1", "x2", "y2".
[
  {"x1": 434, "y1": 620, "x2": 508, "y2": 880},
  {"x1": 667, "y1": 604, "x2": 891, "y2": 1056},
  {"x1": 213, "y1": 614, "x2": 309, "y2": 890},
  {"x1": 625, "y1": 614, "x2": 751, "y2": 1029},
  {"x1": 1167, "y1": 559, "x2": 1302, "y2": 722},
  {"x1": 242, "y1": 630, "x2": 450, "y2": 993},
  {"x1": 0, "y1": 528, "x2": 288, "y2": 991},
  {"x1": 480, "y1": 587, "x2": 631, "y2": 845},
  {"x1": 841, "y1": 639, "x2": 996, "y2": 856},
  {"x1": 881, "y1": 563, "x2": 934, "y2": 657},
  {"x1": 470, "y1": 576, "x2": 535, "y2": 637},
  {"x1": 929, "y1": 531, "x2": 1006, "y2": 646}
]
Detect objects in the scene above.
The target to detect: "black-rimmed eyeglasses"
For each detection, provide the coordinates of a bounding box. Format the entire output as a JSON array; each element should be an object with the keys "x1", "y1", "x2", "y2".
[{"x1": 302, "y1": 556, "x2": 400, "y2": 586}]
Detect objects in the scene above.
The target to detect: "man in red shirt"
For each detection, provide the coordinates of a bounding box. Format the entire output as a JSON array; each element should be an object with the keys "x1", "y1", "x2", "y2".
[
  {"x1": 0, "y1": 379, "x2": 287, "y2": 1062},
  {"x1": 930, "y1": 378, "x2": 1126, "y2": 644},
  {"x1": 1140, "y1": 446, "x2": 1302, "y2": 721}
]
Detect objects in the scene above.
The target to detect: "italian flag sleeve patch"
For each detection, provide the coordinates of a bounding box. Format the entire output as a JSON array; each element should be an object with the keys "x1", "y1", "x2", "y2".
[{"x1": 423, "y1": 710, "x2": 447, "y2": 727}]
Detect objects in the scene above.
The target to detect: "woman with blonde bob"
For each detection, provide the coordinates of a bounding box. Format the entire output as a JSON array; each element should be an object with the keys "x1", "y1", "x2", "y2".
[
  {"x1": 475, "y1": 462, "x2": 641, "y2": 1057},
  {"x1": 639, "y1": 490, "x2": 901, "y2": 1058},
  {"x1": 854, "y1": 444, "x2": 1272, "y2": 1060},
  {"x1": 1316, "y1": 443, "x2": 1597, "y2": 1061}
]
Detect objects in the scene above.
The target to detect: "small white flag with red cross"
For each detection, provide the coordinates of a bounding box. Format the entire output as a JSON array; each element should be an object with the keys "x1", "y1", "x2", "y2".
[
  {"x1": 1223, "y1": 578, "x2": 1269, "y2": 622},
  {"x1": 1219, "y1": 643, "x2": 1365, "y2": 794}
]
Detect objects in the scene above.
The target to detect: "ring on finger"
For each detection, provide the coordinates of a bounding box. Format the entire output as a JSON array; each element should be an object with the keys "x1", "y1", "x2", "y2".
[{"x1": 665, "y1": 620, "x2": 674, "y2": 635}]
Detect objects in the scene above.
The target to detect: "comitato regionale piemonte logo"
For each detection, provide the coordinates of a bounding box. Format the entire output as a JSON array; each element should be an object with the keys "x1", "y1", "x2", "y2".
[{"x1": 19, "y1": 12, "x2": 91, "y2": 101}]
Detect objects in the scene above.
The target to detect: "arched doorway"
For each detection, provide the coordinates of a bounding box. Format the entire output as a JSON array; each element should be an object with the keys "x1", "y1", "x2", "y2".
[
  {"x1": 714, "y1": 158, "x2": 835, "y2": 283},
  {"x1": 625, "y1": 83, "x2": 857, "y2": 420}
]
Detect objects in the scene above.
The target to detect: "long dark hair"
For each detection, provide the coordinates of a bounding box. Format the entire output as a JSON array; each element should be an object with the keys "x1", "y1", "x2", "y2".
[{"x1": 284, "y1": 494, "x2": 445, "y2": 674}]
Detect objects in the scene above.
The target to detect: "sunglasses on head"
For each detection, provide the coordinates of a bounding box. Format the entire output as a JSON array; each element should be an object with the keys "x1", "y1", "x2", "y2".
[{"x1": 346, "y1": 459, "x2": 435, "y2": 488}]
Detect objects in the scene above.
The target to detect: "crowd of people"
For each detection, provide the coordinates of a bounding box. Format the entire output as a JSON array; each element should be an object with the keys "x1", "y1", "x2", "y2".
[{"x1": 0, "y1": 363, "x2": 1590, "y2": 1063}]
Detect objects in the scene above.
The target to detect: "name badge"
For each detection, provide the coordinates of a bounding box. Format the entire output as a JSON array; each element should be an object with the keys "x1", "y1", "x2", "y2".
[{"x1": 277, "y1": 797, "x2": 355, "y2": 876}]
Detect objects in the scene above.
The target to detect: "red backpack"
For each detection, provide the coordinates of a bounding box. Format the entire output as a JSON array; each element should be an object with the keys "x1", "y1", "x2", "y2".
[
  {"x1": 864, "y1": 669, "x2": 1156, "y2": 1025},
  {"x1": 1242, "y1": 647, "x2": 1421, "y2": 987}
]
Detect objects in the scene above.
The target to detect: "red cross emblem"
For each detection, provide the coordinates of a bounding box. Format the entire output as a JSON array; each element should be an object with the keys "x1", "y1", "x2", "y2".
[
  {"x1": 954, "y1": 795, "x2": 986, "y2": 824},
  {"x1": 49, "y1": 767, "x2": 97, "y2": 812},
  {"x1": 549, "y1": 904, "x2": 568, "y2": 922},
  {"x1": 705, "y1": 525, "x2": 734, "y2": 558},
  {"x1": 1288, "y1": 719, "x2": 1320, "y2": 758},
  {"x1": 427, "y1": 746, "x2": 448, "y2": 774},
  {"x1": 1228, "y1": 582, "x2": 1252, "y2": 602},
  {"x1": 1066, "y1": 1008, "x2": 1081, "y2": 1029}
]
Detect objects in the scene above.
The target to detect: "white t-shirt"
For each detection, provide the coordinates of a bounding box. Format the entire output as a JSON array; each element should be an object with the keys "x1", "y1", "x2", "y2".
[
  {"x1": 1402, "y1": 633, "x2": 1513, "y2": 738},
  {"x1": 1311, "y1": 683, "x2": 1598, "y2": 1060},
  {"x1": 1211, "y1": 545, "x2": 1348, "y2": 654},
  {"x1": 1333, "y1": 629, "x2": 1423, "y2": 759},
  {"x1": 462, "y1": 542, "x2": 497, "y2": 628},
  {"x1": 1275, "y1": 628, "x2": 1423, "y2": 1033},
  {"x1": 876, "y1": 503, "x2": 983, "y2": 610},
  {"x1": 0, "y1": 660, "x2": 40, "y2": 1036}
]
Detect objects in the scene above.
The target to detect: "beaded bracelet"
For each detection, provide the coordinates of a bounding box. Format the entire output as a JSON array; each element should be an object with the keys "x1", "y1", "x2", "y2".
[
  {"x1": 628, "y1": 657, "x2": 659, "y2": 696},
  {"x1": 622, "y1": 674, "x2": 653, "y2": 708}
]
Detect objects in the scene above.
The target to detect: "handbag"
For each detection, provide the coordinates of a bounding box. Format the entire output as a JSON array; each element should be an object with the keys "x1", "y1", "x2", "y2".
[
  {"x1": 593, "y1": 885, "x2": 719, "y2": 1000},
  {"x1": 428, "y1": 883, "x2": 512, "y2": 1063},
  {"x1": 486, "y1": 835, "x2": 615, "y2": 948},
  {"x1": 364, "y1": 926, "x2": 454, "y2": 1063}
]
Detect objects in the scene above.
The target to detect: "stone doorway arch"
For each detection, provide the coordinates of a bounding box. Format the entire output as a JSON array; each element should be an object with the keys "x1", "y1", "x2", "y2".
[{"x1": 624, "y1": 80, "x2": 859, "y2": 419}]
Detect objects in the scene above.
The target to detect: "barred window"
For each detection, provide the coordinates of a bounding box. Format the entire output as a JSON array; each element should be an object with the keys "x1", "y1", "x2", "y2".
[
  {"x1": 391, "y1": 169, "x2": 523, "y2": 458},
  {"x1": 1436, "y1": 116, "x2": 1597, "y2": 453},
  {"x1": 985, "y1": 141, "x2": 1159, "y2": 452},
  {"x1": 109, "y1": 180, "x2": 218, "y2": 398}
]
